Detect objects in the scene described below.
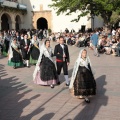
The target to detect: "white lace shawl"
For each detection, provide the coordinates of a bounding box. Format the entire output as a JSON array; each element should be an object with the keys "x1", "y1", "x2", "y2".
[
  {"x1": 8, "y1": 40, "x2": 19, "y2": 60},
  {"x1": 33, "y1": 41, "x2": 53, "y2": 80},
  {"x1": 69, "y1": 49, "x2": 94, "y2": 89}
]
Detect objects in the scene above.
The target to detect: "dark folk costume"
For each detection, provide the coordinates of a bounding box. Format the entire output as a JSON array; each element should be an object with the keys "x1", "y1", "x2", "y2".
[
  {"x1": 3, "y1": 35, "x2": 11, "y2": 56},
  {"x1": 0, "y1": 36, "x2": 4, "y2": 55},
  {"x1": 8, "y1": 41, "x2": 23, "y2": 68},
  {"x1": 54, "y1": 44, "x2": 70, "y2": 85},
  {"x1": 33, "y1": 42, "x2": 58, "y2": 87},
  {"x1": 30, "y1": 38, "x2": 40, "y2": 64},
  {"x1": 20, "y1": 39, "x2": 31, "y2": 67},
  {"x1": 69, "y1": 49, "x2": 96, "y2": 102}
]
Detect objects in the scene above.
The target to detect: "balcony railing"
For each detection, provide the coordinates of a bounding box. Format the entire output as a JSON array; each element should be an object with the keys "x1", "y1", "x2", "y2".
[
  {"x1": 1, "y1": 0, "x2": 18, "y2": 8},
  {"x1": 18, "y1": 4, "x2": 27, "y2": 10},
  {"x1": 0, "y1": 0, "x2": 27, "y2": 11},
  {"x1": 0, "y1": 0, "x2": 18, "y2": 3}
]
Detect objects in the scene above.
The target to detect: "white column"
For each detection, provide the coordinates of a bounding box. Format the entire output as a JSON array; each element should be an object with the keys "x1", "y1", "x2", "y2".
[{"x1": 10, "y1": 21, "x2": 16, "y2": 30}]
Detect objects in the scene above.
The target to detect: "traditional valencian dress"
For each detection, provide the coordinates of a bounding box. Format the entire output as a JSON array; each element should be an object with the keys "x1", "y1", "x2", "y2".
[
  {"x1": 3, "y1": 34, "x2": 11, "y2": 56},
  {"x1": 20, "y1": 38, "x2": 31, "y2": 67},
  {"x1": 0, "y1": 35, "x2": 4, "y2": 55},
  {"x1": 8, "y1": 40, "x2": 23, "y2": 68},
  {"x1": 69, "y1": 49, "x2": 96, "y2": 97},
  {"x1": 30, "y1": 38, "x2": 40, "y2": 64},
  {"x1": 33, "y1": 41, "x2": 58, "y2": 86}
]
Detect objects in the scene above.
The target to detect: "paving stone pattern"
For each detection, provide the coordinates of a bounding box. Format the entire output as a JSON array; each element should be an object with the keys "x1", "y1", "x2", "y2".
[{"x1": 0, "y1": 42, "x2": 120, "y2": 120}]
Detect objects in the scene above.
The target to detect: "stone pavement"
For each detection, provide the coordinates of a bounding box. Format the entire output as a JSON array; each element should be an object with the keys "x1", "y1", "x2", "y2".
[{"x1": 0, "y1": 41, "x2": 120, "y2": 120}]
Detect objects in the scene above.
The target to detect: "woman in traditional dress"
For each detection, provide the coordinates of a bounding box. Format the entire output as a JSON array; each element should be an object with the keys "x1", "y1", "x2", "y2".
[
  {"x1": 3, "y1": 33, "x2": 11, "y2": 56},
  {"x1": 30, "y1": 35, "x2": 40, "y2": 65},
  {"x1": 8, "y1": 37, "x2": 23, "y2": 69},
  {"x1": 33, "y1": 40, "x2": 58, "y2": 88},
  {"x1": 69, "y1": 49, "x2": 96, "y2": 103},
  {"x1": 0, "y1": 32, "x2": 4, "y2": 55}
]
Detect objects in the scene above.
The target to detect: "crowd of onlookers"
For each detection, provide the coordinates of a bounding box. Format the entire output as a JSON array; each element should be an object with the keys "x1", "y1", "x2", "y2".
[
  {"x1": 48, "y1": 27, "x2": 120, "y2": 57},
  {"x1": 0, "y1": 27, "x2": 120, "y2": 57},
  {"x1": 96, "y1": 28, "x2": 120, "y2": 57}
]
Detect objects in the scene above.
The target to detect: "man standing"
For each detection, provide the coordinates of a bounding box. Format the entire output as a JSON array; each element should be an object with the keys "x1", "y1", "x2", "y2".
[
  {"x1": 16, "y1": 32, "x2": 21, "y2": 42},
  {"x1": 90, "y1": 30, "x2": 99, "y2": 57},
  {"x1": 54, "y1": 36, "x2": 70, "y2": 86},
  {"x1": 20, "y1": 34, "x2": 31, "y2": 67},
  {"x1": 115, "y1": 38, "x2": 120, "y2": 57}
]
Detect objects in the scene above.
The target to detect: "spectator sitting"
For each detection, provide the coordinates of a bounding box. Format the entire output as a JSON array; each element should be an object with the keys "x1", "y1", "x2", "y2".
[
  {"x1": 104, "y1": 37, "x2": 112, "y2": 55},
  {"x1": 76, "y1": 33, "x2": 85, "y2": 47},
  {"x1": 111, "y1": 37, "x2": 117, "y2": 56},
  {"x1": 97, "y1": 35, "x2": 107, "y2": 53},
  {"x1": 115, "y1": 38, "x2": 120, "y2": 57}
]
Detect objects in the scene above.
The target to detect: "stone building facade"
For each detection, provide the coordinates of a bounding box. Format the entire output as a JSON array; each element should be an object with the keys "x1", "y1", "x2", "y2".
[
  {"x1": 0, "y1": 0, "x2": 27, "y2": 30},
  {"x1": 0, "y1": 0, "x2": 104, "y2": 32}
]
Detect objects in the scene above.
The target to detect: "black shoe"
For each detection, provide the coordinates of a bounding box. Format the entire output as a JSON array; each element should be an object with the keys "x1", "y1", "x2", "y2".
[
  {"x1": 85, "y1": 98, "x2": 90, "y2": 103},
  {"x1": 13, "y1": 66, "x2": 16, "y2": 69},
  {"x1": 97, "y1": 54, "x2": 100, "y2": 57},
  {"x1": 27, "y1": 66, "x2": 30, "y2": 68},
  {"x1": 66, "y1": 83, "x2": 69, "y2": 86},
  {"x1": 57, "y1": 81, "x2": 61, "y2": 85},
  {"x1": 50, "y1": 85, "x2": 54, "y2": 88},
  {"x1": 23, "y1": 64, "x2": 26, "y2": 67}
]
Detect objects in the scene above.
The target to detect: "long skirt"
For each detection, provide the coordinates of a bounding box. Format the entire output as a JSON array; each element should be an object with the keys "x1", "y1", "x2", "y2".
[
  {"x1": 30, "y1": 46, "x2": 40, "y2": 64},
  {"x1": 29, "y1": 56, "x2": 38, "y2": 65},
  {"x1": 8, "y1": 48, "x2": 23, "y2": 67},
  {"x1": 33, "y1": 57, "x2": 58, "y2": 85},
  {"x1": 31, "y1": 45, "x2": 40, "y2": 60},
  {"x1": 2, "y1": 45, "x2": 8, "y2": 56},
  {"x1": 74, "y1": 66, "x2": 96, "y2": 96},
  {"x1": 21, "y1": 49, "x2": 30, "y2": 60}
]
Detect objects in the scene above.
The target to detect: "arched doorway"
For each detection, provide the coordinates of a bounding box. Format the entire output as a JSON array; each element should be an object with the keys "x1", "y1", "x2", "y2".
[
  {"x1": 15, "y1": 15, "x2": 21, "y2": 30},
  {"x1": 37, "y1": 17, "x2": 48, "y2": 30},
  {"x1": 1, "y1": 13, "x2": 11, "y2": 30}
]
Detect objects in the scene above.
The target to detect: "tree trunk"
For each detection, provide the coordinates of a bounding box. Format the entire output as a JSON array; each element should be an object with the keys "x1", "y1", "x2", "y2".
[{"x1": 101, "y1": 11, "x2": 112, "y2": 33}]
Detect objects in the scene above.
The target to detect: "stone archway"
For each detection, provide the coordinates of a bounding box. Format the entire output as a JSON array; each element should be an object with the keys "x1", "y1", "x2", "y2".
[
  {"x1": 37, "y1": 17, "x2": 48, "y2": 30},
  {"x1": 1, "y1": 13, "x2": 12, "y2": 30},
  {"x1": 15, "y1": 15, "x2": 21, "y2": 30},
  {"x1": 32, "y1": 5, "x2": 52, "y2": 30}
]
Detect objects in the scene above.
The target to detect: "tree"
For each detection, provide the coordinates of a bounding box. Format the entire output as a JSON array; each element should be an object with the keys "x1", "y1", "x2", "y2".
[
  {"x1": 110, "y1": 11, "x2": 120, "y2": 25},
  {"x1": 49, "y1": 0, "x2": 120, "y2": 27}
]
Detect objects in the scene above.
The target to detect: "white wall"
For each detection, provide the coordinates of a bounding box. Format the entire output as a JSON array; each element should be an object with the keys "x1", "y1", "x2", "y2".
[
  {"x1": 51, "y1": 11, "x2": 92, "y2": 32},
  {"x1": 29, "y1": 0, "x2": 92, "y2": 32},
  {"x1": 22, "y1": 0, "x2": 33, "y2": 29},
  {"x1": 94, "y1": 16, "x2": 103, "y2": 28},
  {"x1": 21, "y1": 0, "x2": 103, "y2": 32}
]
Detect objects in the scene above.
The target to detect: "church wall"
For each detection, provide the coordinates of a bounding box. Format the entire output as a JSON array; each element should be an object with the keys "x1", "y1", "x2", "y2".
[
  {"x1": 0, "y1": 0, "x2": 103, "y2": 31},
  {"x1": 22, "y1": 0, "x2": 33, "y2": 29},
  {"x1": 94, "y1": 16, "x2": 104, "y2": 29},
  {"x1": 27, "y1": 0, "x2": 94, "y2": 32}
]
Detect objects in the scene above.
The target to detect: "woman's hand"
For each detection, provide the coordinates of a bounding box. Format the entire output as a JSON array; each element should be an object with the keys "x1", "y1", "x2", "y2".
[{"x1": 67, "y1": 62, "x2": 70, "y2": 66}]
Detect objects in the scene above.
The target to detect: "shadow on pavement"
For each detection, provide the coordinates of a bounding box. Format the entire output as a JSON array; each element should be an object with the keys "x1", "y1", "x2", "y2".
[
  {"x1": 0, "y1": 64, "x2": 41, "y2": 120},
  {"x1": 0, "y1": 63, "x2": 69, "y2": 120},
  {"x1": 57, "y1": 75, "x2": 108, "y2": 120},
  {"x1": 73, "y1": 75, "x2": 108, "y2": 120}
]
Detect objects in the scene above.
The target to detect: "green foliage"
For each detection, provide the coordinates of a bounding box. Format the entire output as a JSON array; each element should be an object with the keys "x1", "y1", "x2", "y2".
[
  {"x1": 110, "y1": 12, "x2": 120, "y2": 24},
  {"x1": 49, "y1": 0, "x2": 120, "y2": 25}
]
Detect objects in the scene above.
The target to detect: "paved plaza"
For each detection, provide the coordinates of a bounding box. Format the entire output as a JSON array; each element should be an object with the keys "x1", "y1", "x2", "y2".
[{"x1": 0, "y1": 42, "x2": 120, "y2": 120}]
